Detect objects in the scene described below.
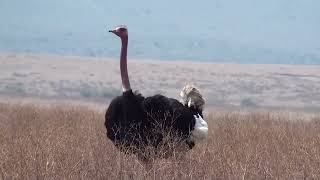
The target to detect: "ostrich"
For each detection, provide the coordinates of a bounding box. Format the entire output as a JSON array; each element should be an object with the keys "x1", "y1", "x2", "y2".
[{"x1": 105, "y1": 25, "x2": 208, "y2": 162}]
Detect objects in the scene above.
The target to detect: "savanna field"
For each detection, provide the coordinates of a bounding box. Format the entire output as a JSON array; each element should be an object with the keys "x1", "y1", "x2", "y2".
[
  {"x1": 1, "y1": 1, "x2": 320, "y2": 179},
  {"x1": 1, "y1": 102, "x2": 320, "y2": 179},
  {"x1": 0, "y1": 53, "x2": 320, "y2": 179}
]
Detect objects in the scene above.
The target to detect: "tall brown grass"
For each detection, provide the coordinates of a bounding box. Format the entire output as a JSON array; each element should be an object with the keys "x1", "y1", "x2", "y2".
[{"x1": 0, "y1": 102, "x2": 319, "y2": 179}]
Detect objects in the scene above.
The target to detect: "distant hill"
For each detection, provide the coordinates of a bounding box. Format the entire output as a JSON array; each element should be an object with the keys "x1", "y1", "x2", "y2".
[{"x1": 0, "y1": 0, "x2": 319, "y2": 64}]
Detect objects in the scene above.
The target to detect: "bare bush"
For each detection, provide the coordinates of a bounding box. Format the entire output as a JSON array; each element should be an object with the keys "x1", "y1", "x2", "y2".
[{"x1": 0, "y1": 102, "x2": 319, "y2": 179}]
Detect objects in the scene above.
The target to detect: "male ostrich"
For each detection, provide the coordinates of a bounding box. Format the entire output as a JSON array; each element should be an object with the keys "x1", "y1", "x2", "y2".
[{"x1": 105, "y1": 25, "x2": 208, "y2": 161}]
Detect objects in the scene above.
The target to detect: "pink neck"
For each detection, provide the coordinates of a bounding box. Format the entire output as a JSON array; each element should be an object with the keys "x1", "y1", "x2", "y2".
[{"x1": 120, "y1": 37, "x2": 131, "y2": 91}]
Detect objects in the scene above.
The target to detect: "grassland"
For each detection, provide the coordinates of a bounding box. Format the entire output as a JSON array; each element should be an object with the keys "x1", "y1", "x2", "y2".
[
  {"x1": 0, "y1": 102, "x2": 319, "y2": 179},
  {"x1": 0, "y1": 52, "x2": 319, "y2": 179}
]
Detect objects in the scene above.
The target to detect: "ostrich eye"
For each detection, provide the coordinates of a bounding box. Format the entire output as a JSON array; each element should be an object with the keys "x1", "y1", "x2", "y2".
[{"x1": 118, "y1": 27, "x2": 127, "y2": 31}]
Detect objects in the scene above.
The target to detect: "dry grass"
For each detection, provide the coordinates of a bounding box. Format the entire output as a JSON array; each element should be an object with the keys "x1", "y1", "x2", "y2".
[{"x1": 0, "y1": 102, "x2": 320, "y2": 179}]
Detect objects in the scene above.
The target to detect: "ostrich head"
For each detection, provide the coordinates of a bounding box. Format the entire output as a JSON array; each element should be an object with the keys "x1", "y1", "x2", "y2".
[{"x1": 108, "y1": 25, "x2": 128, "y2": 39}]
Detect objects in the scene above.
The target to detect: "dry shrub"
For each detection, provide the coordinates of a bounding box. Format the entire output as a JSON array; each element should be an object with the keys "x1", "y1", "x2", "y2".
[{"x1": 0, "y1": 102, "x2": 319, "y2": 179}]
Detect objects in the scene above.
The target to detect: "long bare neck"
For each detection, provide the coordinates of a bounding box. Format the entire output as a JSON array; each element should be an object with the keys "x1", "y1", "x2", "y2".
[{"x1": 120, "y1": 37, "x2": 131, "y2": 91}]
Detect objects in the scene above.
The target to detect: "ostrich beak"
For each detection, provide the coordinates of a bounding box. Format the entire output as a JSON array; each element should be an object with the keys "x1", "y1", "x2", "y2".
[{"x1": 108, "y1": 30, "x2": 113, "y2": 33}]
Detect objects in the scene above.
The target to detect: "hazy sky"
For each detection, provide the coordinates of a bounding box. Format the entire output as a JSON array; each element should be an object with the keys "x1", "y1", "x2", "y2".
[{"x1": 0, "y1": 0, "x2": 319, "y2": 64}]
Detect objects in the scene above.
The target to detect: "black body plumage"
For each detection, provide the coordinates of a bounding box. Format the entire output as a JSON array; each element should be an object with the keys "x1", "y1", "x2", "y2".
[{"x1": 105, "y1": 90, "x2": 201, "y2": 157}]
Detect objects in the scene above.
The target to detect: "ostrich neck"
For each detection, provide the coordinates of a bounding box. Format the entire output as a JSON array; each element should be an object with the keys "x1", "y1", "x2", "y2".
[{"x1": 120, "y1": 37, "x2": 131, "y2": 92}]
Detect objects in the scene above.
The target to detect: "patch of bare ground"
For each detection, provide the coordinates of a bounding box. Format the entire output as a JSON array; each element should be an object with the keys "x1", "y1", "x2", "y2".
[{"x1": 0, "y1": 102, "x2": 320, "y2": 179}]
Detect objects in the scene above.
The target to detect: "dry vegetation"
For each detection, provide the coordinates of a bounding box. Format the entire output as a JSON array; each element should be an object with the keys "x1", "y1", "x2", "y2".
[{"x1": 0, "y1": 102, "x2": 320, "y2": 179}]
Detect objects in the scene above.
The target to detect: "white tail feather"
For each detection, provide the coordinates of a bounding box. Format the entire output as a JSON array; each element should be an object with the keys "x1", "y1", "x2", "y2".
[{"x1": 190, "y1": 114, "x2": 208, "y2": 142}]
